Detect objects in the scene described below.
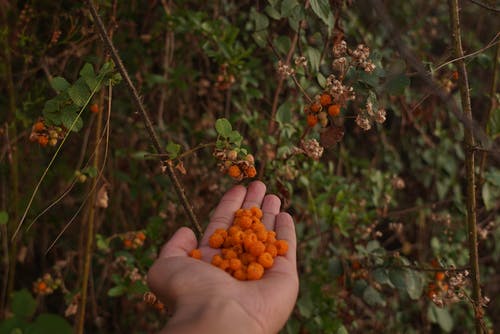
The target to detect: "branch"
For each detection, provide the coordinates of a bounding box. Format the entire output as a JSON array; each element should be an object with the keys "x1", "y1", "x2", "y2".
[
  {"x1": 448, "y1": 1, "x2": 483, "y2": 332},
  {"x1": 468, "y1": 0, "x2": 500, "y2": 12},
  {"x1": 86, "y1": 1, "x2": 202, "y2": 237}
]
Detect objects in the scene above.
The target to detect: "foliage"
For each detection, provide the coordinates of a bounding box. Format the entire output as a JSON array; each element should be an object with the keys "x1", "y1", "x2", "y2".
[{"x1": 0, "y1": 0, "x2": 498, "y2": 333}]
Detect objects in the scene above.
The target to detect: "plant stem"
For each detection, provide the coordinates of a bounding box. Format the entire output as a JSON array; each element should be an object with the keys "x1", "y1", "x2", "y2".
[
  {"x1": 448, "y1": 1, "x2": 483, "y2": 332},
  {"x1": 86, "y1": 1, "x2": 202, "y2": 237}
]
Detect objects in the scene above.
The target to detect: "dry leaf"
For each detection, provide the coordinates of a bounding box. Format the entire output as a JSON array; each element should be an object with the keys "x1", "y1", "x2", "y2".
[
  {"x1": 320, "y1": 125, "x2": 344, "y2": 148},
  {"x1": 176, "y1": 161, "x2": 187, "y2": 175},
  {"x1": 96, "y1": 185, "x2": 109, "y2": 208}
]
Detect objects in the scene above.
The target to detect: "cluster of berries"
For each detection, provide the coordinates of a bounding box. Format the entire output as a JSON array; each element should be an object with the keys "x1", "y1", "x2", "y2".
[
  {"x1": 304, "y1": 92, "x2": 342, "y2": 128},
  {"x1": 214, "y1": 149, "x2": 257, "y2": 181},
  {"x1": 123, "y1": 231, "x2": 146, "y2": 250},
  {"x1": 189, "y1": 207, "x2": 288, "y2": 280},
  {"x1": 33, "y1": 273, "x2": 61, "y2": 296},
  {"x1": 29, "y1": 120, "x2": 65, "y2": 147}
]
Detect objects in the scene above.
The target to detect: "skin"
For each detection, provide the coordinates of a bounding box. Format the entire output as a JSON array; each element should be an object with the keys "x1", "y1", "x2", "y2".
[{"x1": 147, "y1": 181, "x2": 299, "y2": 334}]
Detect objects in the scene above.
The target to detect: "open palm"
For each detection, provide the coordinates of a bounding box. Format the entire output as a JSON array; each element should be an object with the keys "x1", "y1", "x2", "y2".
[{"x1": 147, "y1": 181, "x2": 298, "y2": 333}]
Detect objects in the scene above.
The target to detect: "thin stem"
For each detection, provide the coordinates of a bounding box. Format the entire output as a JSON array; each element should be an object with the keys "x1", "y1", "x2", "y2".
[
  {"x1": 448, "y1": 1, "x2": 483, "y2": 333},
  {"x1": 86, "y1": 1, "x2": 202, "y2": 237}
]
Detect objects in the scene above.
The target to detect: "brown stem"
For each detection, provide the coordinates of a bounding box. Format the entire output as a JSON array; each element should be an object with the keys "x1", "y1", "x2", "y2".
[
  {"x1": 86, "y1": 1, "x2": 202, "y2": 237},
  {"x1": 448, "y1": 1, "x2": 483, "y2": 332}
]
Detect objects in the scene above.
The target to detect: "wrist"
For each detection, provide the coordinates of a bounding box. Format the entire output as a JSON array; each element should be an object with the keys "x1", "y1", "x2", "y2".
[{"x1": 161, "y1": 297, "x2": 264, "y2": 334}]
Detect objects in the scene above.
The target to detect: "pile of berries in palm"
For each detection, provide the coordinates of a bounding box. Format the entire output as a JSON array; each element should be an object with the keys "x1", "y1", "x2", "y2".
[{"x1": 189, "y1": 207, "x2": 288, "y2": 280}]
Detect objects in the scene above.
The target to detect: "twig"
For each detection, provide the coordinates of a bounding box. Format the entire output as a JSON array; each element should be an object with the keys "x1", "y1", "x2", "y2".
[
  {"x1": 448, "y1": 1, "x2": 483, "y2": 332},
  {"x1": 468, "y1": 0, "x2": 500, "y2": 12},
  {"x1": 86, "y1": 1, "x2": 202, "y2": 237}
]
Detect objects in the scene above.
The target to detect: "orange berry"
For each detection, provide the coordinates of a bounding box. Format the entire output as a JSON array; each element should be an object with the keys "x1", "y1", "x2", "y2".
[
  {"x1": 189, "y1": 248, "x2": 202, "y2": 260},
  {"x1": 211, "y1": 254, "x2": 223, "y2": 267},
  {"x1": 219, "y1": 259, "x2": 230, "y2": 271},
  {"x1": 267, "y1": 231, "x2": 277, "y2": 243},
  {"x1": 209, "y1": 233, "x2": 224, "y2": 248},
  {"x1": 306, "y1": 114, "x2": 318, "y2": 127},
  {"x1": 241, "y1": 253, "x2": 256, "y2": 265},
  {"x1": 249, "y1": 241, "x2": 266, "y2": 257},
  {"x1": 243, "y1": 233, "x2": 258, "y2": 251},
  {"x1": 328, "y1": 104, "x2": 341, "y2": 117},
  {"x1": 90, "y1": 103, "x2": 99, "y2": 113},
  {"x1": 228, "y1": 165, "x2": 242, "y2": 178},
  {"x1": 38, "y1": 135, "x2": 49, "y2": 146},
  {"x1": 237, "y1": 216, "x2": 253, "y2": 229},
  {"x1": 250, "y1": 207, "x2": 263, "y2": 219},
  {"x1": 265, "y1": 243, "x2": 278, "y2": 258},
  {"x1": 452, "y1": 71, "x2": 458, "y2": 81},
  {"x1": 221, "y1": 248, "x2": 237, "y2": 260},
  {"x1": 258, "y1": 252, "x2": 274, "y2": 269},
  {"x1": 319, "y1": 93, "x2": 332, "y2": 106},
  {"x1": 252, "y1": 222, "x2": 266, "y2": 233},
  {"x1": 229, "y1": 258, "x2": 242, "y2": 271},
  {"x1": 310, "y1": 102, "x2": 322, "y2": 113},
  {"x1": 230, "y1": 231, "x2": 244, "y2": 246},
  {"x1": 232, "y1": 244, "x2": 244, "y2": 255},
  {"x1": 351, "y1": 260, "x2": 361, "y2": 270},
  {"x1": 275, "y1": 240, "x2": 289, "y2": 256},
  {"x1": 136, "y1": 231, "x2": 146, "y2": 241},
  {"x1": 256, "y1": 230, "x2": 268, "y2": 242},
  {"x1": 33, "y1": 121, "x2": 45, "y2": 132},
  {"x1": 123, "y1": 239, "x2": 133, "y2": 249},
  {"x1": 246, "y1": 166, "x2": 257, "y2": 178},
  {"x1": 430, "y1": 259, "x2": 440, "y2": 268},
  {"x1": 228, "y1": 225, "x2": 241, "y2": 236},
  {"x1": 233, "y1": 268, "x2": 247, "y2": 281},
  {"x1": 435, "y1": 271, "x2": 445, "y2": 281},
  {"x1": 154, "y1": 301, "x2": 165, "y2": 311},
  {"x1": 37, "y1": 281, "x2": 48, "y2": 292},
  {"x1": 214, "y1": 228, "x2": 228, "y2": 239},
  {"x1": 247, "y1": 262, "x2": 264, "y2": 280}
]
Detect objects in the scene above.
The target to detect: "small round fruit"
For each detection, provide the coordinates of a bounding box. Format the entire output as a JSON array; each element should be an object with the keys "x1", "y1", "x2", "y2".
[
  {"x1": 310, "y1": 102, "x2": 322, "y2": 113},
  {"x1": 319, "y1": 93, "x2": 332, "y2": 106},
  {"x1": 228, "y1": 165, "x2": 242, "y2": 179},
  {"x1": 246, "y1": 166, "x2": 257, "y2": 178},
  {"x1": 328, "y1": 104, "x2": 341, "y2": 117},
  {"x1": 306, "y1": 114, "x2": 318, "y2": 127},
  {"x1": 90, "y1": 103, "x2": 99, "y2": 113}
]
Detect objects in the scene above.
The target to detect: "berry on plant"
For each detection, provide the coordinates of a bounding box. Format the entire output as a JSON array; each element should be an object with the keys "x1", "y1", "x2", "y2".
[
  {"x1": 228, "y1": 165, "x2": 242, "y2": 179},
  {"x1": 90, "y1": 103, "x2": 99, "y2": 113},
  {"x1": 320, "y1": 93, "x2": 332, "y2": 106},
  {"x1": 307, "y1": 114, "x2": 318, "y2": 127},
  {"x1": 328, "y1": 104, "x2": 341, "y2": 117}
]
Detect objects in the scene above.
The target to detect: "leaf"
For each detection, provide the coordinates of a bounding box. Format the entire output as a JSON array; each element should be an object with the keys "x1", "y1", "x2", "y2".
[
  {"x1": 320, "y1": 125, "x2": 344, "y2": 148},
  {"x1": 60, "y1": 109, "x2": 83, "y2": 132},
  {"x1": 67, "y1": 79, "x2": 91, "y2": 107},
  {"x1": 306, "y1": 47, "x2": 321, "y2": 73},
  {"x1": 50, "y1": 77, "x2": 70, "y2": 92},
  {"x1": 215, "y1": 118, "x2": 232, "y2": 137},
  {"x1": 427, "y1": 304, "x2": 453, "y2": 332},
  {"x1": 80, "y1": 63, "x2": 100, "y2": 91},
  {"x1": 11, "y1": 289, "x2": 36, "y2": 318},
  {"x1": 0, "y1": 211, "x2": 8, "y2": 225},
  {"x1": 228, "y1": 130, "x2": 243, "y2": 145},
  {"x1": 276, "y1": 103, "x2": 292, "y2": 124},
  {"x1": 362, "y1": 285, "x2": 386, "y2": 307},
  {"x1": 281, "y1": 0, "x2": 299, "y2": 17},
  {"x1": 405, "y1": 270, "x2": 424, "y2": 300},
  {"x1": 385, "y1": 74, "x2": 410, "y2": 95},
  {"x1": 482, "y1": 182, "x2": 493, "y2": 210},
  {"x1": 107, "y1": 285, "x2": 126, "y2": 297},
  {"x1": 317, "y1": 72, "x2": 326, "y2": 88},
  {"x1": 388, "y1": 268, "x2": 407, "y2": 292},
  {"x1": 310, "y1": 0, "x2": 332, "y2": 26},
  {"x1": 26, "y1": 314, "x2": 72, "y2": 334},
  {"x1": 372, "y1": 268, "x2": 393, "y2": 287},
  {"x1": 251, "y1": 8, "x2": 269, "y2": 31},
  {"x1": 166, "y1": 141, "x2": 181, "y2": 159}
]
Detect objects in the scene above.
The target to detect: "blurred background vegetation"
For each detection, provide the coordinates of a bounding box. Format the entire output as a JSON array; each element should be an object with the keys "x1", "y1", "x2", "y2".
[{"x1": 0, "y1": 0, "x2": 499, "y2": 333}]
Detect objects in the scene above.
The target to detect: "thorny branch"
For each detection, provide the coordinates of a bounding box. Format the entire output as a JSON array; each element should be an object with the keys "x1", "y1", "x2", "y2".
[{"x1": 86, "y1": 1, "x2": 203, "y2": 237}]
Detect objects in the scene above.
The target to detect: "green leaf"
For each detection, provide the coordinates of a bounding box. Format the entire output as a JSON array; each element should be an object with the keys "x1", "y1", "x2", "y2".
[
  {"x1": 0, "y1": 315, "x2": 26, "y2": 334},
  {"x1": 166, "y1": 141, "x2": 181, "y2": 159},
  {"x1": 385, "y1": 74, "x2": 410, "y2": 95},
  {"x1": 264, "y1": 5, "x2": 281, "y2": 20},
  {"x1": 11, "y1": 289, "x2": 37, "y2": 318},
  {"x1": 306, "y1": 47, "x2": 321, "y2": 73},
  {"x1": 215, "y1": 118, "x2": 232, "y2": 137},
  {"x1": 67, "y1": 79, "x2": 91, "y2": 107},
  {"x1": 372, "y1": 268, "x2": 393, "y2": 287},
  {"x1": 388, "y1": 268, "x2": 407, "y2": 292},
  {"x1": 60, "y1": 109, "x2": 83, "y2": 132},
  {"x1": 362, "y1": 285, "x2": 386, "y2": 307},
  {"x1": 276, "y1": 103, "x2": 292, "y2": 124},
  {"x1": 281, "y1": 0, "x2": 299, "y2": 17},
  {"x1": 50, "y1": 77, "x2": 70, "y2": 92},
  {"x1": 405, "y1": 270, "x2": 424, "y2": 300},
  {"x1": 251, "y1": 8, "x2": 269, "y2": 31},
  {"x1": 80, "y1": 63, "x2": 100, "y2": 91},
  {"x1": 317, "y1": 72, "x2": 326, "y2": 88},
  {"x1": 107, "y1": 285, "x2": 126, "y2": 297},
  {"x1": 228, "y1": 130, "x2": 243, "y2": 145},
  {"x1": 310, "y1": 0, "x2": 332, "y2": 26},
  {"x1": 26, "y1": 314, "x2": 72, "y2": 334},
  {"x1": 0, "y1": 211, "x2": 8, "y2": 225},
  {"x1": 427, "y1": 304, "x2": 453, "y2": 332}
]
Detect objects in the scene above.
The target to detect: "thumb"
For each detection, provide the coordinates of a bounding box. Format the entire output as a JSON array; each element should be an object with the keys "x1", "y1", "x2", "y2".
[{"x1": 159, "y1": 227, "x2": 198, "y2": 259}]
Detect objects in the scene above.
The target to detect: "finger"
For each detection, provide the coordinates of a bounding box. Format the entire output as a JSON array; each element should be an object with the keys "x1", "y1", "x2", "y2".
[
  {"x1": 241, "y1": 181, "x2": 266, "y2": 209},
  {"x1": 159, "y1": 227, "x2": 198, "y2": 259},
  {"x1": 201, "y1": 185, "x2": 247, "y2": 246},
  {"x1": 261, "y1": 194, "x2": 281, "y2": 230},
  {"x1": 274, "y1": 212, "x2": 296, "y2": 264}
]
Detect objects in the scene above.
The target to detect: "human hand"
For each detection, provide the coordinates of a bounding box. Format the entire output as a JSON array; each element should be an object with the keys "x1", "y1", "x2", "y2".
[{"x1": 147, "y1": 181, "x2": 298, "y2": 334}]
